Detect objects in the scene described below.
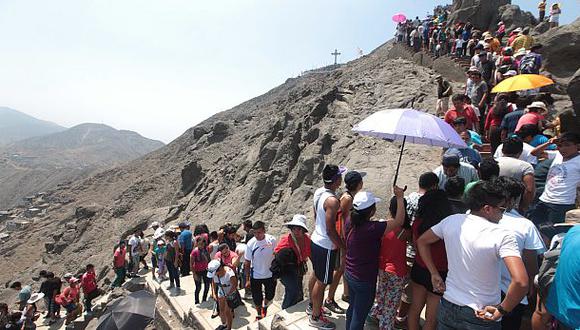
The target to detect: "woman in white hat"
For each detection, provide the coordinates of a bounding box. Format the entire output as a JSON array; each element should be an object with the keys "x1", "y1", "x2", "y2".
[
  {"x1": 20, "y1": 292, "x2": 43, "y2": 329},
  {"x1": 207, "y1": 259, "x2": 239, "y2": 330},
  {"x1": 344, "y1": 185, "x2": 406, "y2": 330},
  {"x1": 273, "y1": 214, "x2": 312, "y2": 309}
]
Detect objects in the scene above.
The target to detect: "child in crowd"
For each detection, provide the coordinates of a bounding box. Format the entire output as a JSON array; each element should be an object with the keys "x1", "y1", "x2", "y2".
[
  {"x1": 370, "y1": 197, "x2": 412, "y2": 329},
  {"x1": 154, "y1": 241, "x2": 168, "y2": 281}
]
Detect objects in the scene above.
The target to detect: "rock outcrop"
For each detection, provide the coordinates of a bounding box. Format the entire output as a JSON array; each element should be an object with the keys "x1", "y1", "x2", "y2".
[
  {"x1": 535, "y1": 18, "x2": 580, "y2": 79},
  {"x1": 498, "y1": 4, "x2": 537, "y2": 32},
  {"x1": 448, "y1": 0, "x2": 510, "y2": 31}
]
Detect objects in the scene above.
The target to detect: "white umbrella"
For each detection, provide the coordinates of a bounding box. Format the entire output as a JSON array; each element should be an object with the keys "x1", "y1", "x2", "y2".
[{"x1": 352, "y1": 108, "x2": 466, "y2": 185}]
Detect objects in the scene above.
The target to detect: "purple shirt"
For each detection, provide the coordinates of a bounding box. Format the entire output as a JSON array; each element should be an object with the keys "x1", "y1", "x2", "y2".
[{"x1": 345, "y1": 219, "x2": 388, "y2": 282}]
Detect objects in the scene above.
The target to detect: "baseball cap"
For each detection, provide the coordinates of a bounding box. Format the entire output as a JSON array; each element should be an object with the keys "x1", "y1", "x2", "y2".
[
  {"x1": 344, "y1": 171, "x2": 366, "y2": 187},
  {"x1": 206, "y1": 260, "x2": 222, "y2": 279},
  {"x1": 442, "y1": 148, "x2": 461, "y2": 167},
  {"x1": 322, "y1": 164, "x2": 347, "y2": 184},
  {"x1": 352, "y1": 191, "x2": 381, "y2": 211},
  {"x1": 453, "y1": 117, "x2": 467, "y2": 125}
]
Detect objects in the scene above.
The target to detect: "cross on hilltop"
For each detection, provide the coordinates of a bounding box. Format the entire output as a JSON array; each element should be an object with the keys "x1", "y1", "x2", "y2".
[{"x1": 331, "y1": 49, "x2": 341, "y2": 65}]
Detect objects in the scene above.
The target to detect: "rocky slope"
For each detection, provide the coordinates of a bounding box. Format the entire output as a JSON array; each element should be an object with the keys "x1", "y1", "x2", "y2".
[
  {"x1": 0, "y1": 107, "x2": 65, "y2": 145},
  {"x1": 0, "y1": 123, "x2": 164, "y2": 208},
  {"x1": 0, "y1": 41, "x2": 449, "y2": 297}
]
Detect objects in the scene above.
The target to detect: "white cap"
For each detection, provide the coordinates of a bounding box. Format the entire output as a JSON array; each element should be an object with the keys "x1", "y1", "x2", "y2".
[
  {"x1": 352, "y1": 191, "x2": 381, "y2": 211},
  {"x1": 206, "y1": 260, "x2": 222, "y2": 279},
  {"x1": 283, "y1": 214, "x2": 309, "y2": 232},
  {"x1": 150, "y1": 221, "x2": 160, "y2": 228}
]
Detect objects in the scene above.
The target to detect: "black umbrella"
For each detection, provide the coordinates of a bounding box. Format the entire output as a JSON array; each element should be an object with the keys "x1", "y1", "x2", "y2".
[{"x1": 96, "y1": 290, "x2": 156, "y2": 330}]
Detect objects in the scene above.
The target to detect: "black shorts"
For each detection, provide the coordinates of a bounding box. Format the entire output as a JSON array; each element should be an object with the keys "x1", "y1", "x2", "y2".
[
  {"x1": 310, "y1": 242, "x2": 337, "y2": 285},
  {"x1": 410, "y1": 263, "x2": 447, "y2": 296},
  {"x1": 250, "y1": 277, "x2": 276, "y2": 307}
]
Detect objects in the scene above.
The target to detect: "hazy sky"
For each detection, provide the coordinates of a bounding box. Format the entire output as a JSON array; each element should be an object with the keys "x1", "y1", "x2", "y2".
[{"x1": 0, "y1": 1, "x2": 577, "y2": 143}]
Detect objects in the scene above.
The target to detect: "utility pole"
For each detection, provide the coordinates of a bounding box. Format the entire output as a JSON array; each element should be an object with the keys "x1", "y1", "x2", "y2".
[{"x1": 331, "y1": 49, "x2": 341, "y2": 65}]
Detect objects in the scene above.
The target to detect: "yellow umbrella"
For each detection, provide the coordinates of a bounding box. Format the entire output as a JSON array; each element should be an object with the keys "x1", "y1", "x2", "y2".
[{"x1": 492, "y1": 74, "x2": 554, "y2": 93}]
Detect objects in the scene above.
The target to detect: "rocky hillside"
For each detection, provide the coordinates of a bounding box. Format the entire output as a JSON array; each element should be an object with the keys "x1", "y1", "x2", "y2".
[
  {"x1": 0, "y1": 107, "x2": 65, "y2": 145},
  {"x1": 0, "y1": 123, "x2": 164, "y2": 208},
  {"x1": 0, "y1": 41, "x2": 449, "y2": 294}
]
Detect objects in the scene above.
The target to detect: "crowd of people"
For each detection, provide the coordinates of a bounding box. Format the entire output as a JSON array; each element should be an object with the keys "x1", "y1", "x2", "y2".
[{"x1": 1, "y1": 265, "x2": 103, "y2": 329}]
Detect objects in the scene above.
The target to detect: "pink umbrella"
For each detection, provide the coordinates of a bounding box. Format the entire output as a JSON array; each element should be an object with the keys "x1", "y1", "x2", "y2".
[{"x1": 392, "y1": 13, "x2": 407, "y2": 23}]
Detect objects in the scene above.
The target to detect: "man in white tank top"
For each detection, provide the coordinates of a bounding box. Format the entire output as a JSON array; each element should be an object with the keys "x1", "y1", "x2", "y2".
[{"x1": 307, "y1": 164, "x2": 346, "y2": 329}]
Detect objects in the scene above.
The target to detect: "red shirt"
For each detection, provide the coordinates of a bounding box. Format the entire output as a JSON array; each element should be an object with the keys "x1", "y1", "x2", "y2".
[
  {"x1": 485, "y1": 105, "x2": 512, "y2": 130},
  {"x1": 113, "y1": 247, "x2": 126, "y2": 268},
  {"x1": 81, "y1": 272, "x2": 97, "y2": 294},
  {"x1": 214, "y1": 251, "x2": 239, "y2": 269},
  {"x1": 379, "y1": 230, "x2": 408, "y2": 277},
  {"x1": 412, "y1": 218, "x2": 448, "y2": 271},
  {"x1": 444, "y1": 106, "x2": 478, "y2": 130},
  {"x1": 191, "y1": 247, "x2": 209, "y2": 272},
  {"x1": 274, "y1": 233, "x2": 312, "y2": 263},
  {"x1": 515, "y1": 112, "x2": 543, "y2": 132}
]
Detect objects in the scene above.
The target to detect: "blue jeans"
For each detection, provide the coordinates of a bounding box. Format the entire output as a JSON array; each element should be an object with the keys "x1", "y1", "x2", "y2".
[
  {"x1": 166, "y1": 260, "x2": 180, "y2": 287},
  {"x1": 112, "y1": 267, "x2": 126, "y2": 287},
  {"x1": 530, "y1": 201, "x2": 575, "y2": 239},
  {"x1": 437, "y1": 298, "x2": 500, "y2": 330},
  {"x1": 280, "y1": 270, "x2": 304, "y2": 309},
  {"x1": 345, "y1": 272, "x2": 376, "y2": 330}
]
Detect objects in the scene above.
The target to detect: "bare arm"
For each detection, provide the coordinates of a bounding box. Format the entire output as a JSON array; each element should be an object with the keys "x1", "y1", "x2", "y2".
[
  {"x1": 531, "y1": 137, "x2": 557, "y2": 156},
  {"x1": 385, "y1": 186, "x2": 406, "y2": 233},
  {"x1": 417, "y1": 229, "x2": 446, "y2": 293},
  {"x1": 522, "y1": 249, "x2": 539, "y2": 301},
  {"x1": 244, "y1": 260, "x2": 251, "y2": 288},
  {"x1": 228, "y1": 274, "x2": 238, "y2": 296},
  {"x1": 520, "y1": 174, "x2": 536, "y2": 212},
  {"x1": 324, "y1": 197, "x2": 345, "y2": 250}
]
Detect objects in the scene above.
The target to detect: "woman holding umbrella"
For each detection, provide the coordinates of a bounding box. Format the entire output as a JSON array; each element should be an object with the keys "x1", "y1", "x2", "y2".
[{"x1": 344, "y1": 185, "x2": 406, "y2": 330}]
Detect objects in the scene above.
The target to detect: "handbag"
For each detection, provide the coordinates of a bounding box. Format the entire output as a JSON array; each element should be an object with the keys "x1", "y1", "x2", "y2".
[
  {"x1": 218, "y1": 274, "x2": 242, "y2": 310},
  {"x1": 225, "y1": 290, "x2": 243, "y2": 310}
]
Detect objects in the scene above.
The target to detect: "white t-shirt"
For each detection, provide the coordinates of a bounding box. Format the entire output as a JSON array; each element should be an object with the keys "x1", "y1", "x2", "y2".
[
  {"x1": 213, "y1": 267, "x2": 236, "y2": 297},
  {"x1": 494, "y1": 142, "x2": 537, "y2": 165},
  {"x1": 431, "y1": 214, "x2": 521, "y2": 311},
  {"x1": 497, "y1": 156, "x2": 535, "y2": 181},
  {"x1": 128, "y1": 235, "x2": 140, "y2": 256},
  {"x1": 540, "y1": 153, "x2": 580, "y2": 205},
  {"x1": 433, "y1": 162, "x2": 479, "y2": 190},
  {"x1": 311, "y1": 187, "x2": 337, "y2": 250},
  {"x1": 498, "y1": 210, "x2": 546, "y2": 305},
  {"x1": 245, "y1": 234, "x2": 277, "y2": 279}
]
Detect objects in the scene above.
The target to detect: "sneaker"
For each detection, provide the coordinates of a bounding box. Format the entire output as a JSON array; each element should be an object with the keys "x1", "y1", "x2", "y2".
[
  {"x1": 309, "y1": 315, "x2": 336, "y2": 329},
  {"x1": 306, "y1": 304, "x2": 331, "y2": 317},
  {"x1": 214, "y1": 324, "x2": 227, "y2": 330},
  {"x1": 324, "y1": 300, "x2": 346, "y2": 314}
]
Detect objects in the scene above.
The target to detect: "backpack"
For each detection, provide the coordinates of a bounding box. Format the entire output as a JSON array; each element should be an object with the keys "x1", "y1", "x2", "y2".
[
  {"x1": 519, "y1": 53, "x2": 540, "y2": 74},
  {"x1": 498, "y1": 56, "x2": 516, "y2": 74},
  {"x1": 537, "y1": 236, "x2": 562, "y2": 311}
]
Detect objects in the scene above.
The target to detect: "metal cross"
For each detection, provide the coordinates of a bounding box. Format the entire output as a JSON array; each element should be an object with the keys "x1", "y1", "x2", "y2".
[{"x1": 331, "y1": 49, "x2": 341, "y2": 65}]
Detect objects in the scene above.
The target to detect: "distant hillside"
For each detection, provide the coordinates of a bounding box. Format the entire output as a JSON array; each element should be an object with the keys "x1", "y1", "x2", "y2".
[
  {"x1": 0, "y1": 123, "x2": 164, "y2": 208},
  {"x1": 0, "y1": 107, "x2": 66, "y2": 145}
]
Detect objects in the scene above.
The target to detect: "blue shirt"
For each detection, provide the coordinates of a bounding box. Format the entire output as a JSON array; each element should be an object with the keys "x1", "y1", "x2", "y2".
[
  {"x1": 529, "y1": 134, "x2": 557, "y2": 150},
  {"x1": 500, "y1": 110, "x2": 524, "y2": 135},
  {"x1": 458, "y1": 147, "x2": 482, "y2": 168},
  {"x1": 468, "y1": 130, "x2": 483, "y2": 146},
  {"x1": 546, "y1": 226, "x2": 580, "y2": 329},
  {"x1": 178, "y1": 230, "x2": 193, "y2": 250}
]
